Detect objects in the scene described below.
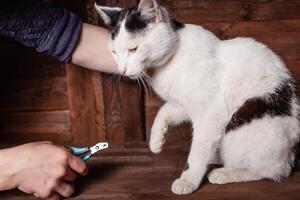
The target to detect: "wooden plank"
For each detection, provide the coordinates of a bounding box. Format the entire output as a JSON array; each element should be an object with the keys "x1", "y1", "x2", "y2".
[
  {"x1": 66, "y1": 64, "x2": 106, "y2": 146},
  {"x1": 286, "y1": 60, "x2": 300, "y2": 93},
  {"x1": 0, "y1": 44, "x2": 65, "y2": 66},
  {"x1": 0, "y1": 45, "x2": 66, "y2": 78},
  {"x1": 0, "y1": 111, "x2": 70, "y2": 123},
  {"x1": 0, "y1": 111, "x2": 72, "y2": 144},
  {"x1": 102, "y1": 76, "x2": 145, "y2": 142},
  {"x1": 0, "y1": 133, "x2": 72, "y2": 145},
  {"x1": 199, "y1": 20, "x2": 300, "y2": 61},
  {"x1": 2, "y1": 143, "x2": 300, "y2": 200},
  {"x1": 14, "y1": 62, "x2": 66, "y2": 78},
  {"x1": 0, "y1": 76, "x2": 69, "y2": 112},
  {"x1": 160, "y1": 0, "x2": 300, "y2": 23}
]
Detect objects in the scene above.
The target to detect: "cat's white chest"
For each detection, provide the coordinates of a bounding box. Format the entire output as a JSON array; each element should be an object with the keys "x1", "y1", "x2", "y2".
[{"x1": 151, "y1": 68, "x2": 197, "y2": 111}]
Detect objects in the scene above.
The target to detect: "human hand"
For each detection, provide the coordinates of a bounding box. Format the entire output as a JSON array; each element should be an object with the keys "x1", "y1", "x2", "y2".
[{"x1": 0, "y1": 141, "x2": 88, "y2": 200}]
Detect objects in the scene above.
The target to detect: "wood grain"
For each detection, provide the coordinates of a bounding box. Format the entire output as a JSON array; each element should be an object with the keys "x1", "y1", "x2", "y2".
[
  {"x1": 0, "y1": 76, "x2": 69, "y2": 112},
  {"x1": 161, "y1": 0, "x2": 300, "y2": 23},
  {"x1": 66, "y1": 65, "x2": 106, "y2": 146},
  {"x1": 0, "y1": 111, "x2": 71, "y2": 144},
  {"x1": 102, "y1": 76, "x2": 145, "y2": 142},
  {"x1": 1, "y1": 142, "x2": 300, "y2": 200}
]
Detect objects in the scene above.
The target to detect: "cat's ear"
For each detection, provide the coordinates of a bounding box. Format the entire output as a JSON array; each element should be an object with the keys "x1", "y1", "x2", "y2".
[
  {"x1": 138, "y1": 0, "x2": 163, "y2": 22},
  {"x1": 95, "y1": 4, "x2": 122, "y2": 28}
]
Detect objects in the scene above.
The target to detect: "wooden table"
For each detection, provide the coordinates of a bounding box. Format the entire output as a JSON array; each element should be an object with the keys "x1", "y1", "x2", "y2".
[{"x1": 2, "y1": 142, "x2": 300, "y2": 200}]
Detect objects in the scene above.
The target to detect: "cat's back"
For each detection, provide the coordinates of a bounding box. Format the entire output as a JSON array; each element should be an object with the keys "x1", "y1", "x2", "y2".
[{"x1": 176, "y1": 24, "x2": 220, "y2": 57}]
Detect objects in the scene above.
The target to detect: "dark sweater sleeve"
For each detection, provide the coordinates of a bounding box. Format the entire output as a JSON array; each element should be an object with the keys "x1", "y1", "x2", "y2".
[{"x1": 0, "y1": 0, "x2": 82, "y2": 63}]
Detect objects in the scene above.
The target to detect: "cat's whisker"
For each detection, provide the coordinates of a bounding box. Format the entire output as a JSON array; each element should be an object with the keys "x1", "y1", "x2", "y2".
[
  {"x1": 117, "y1": 74, "x2": 122, "y2": 94},
  {"x1": 141, "y1": 72, "x2": 152, "y2": 97},
  {"x1": 112, "y1": 74, "x2": 119, "y2": 91},
  {"x1": 139, "y1": 74, "x2": 149, "y2": 97},
  {"x1": 136, "y1": 76, "x2": 142, "y2": 101}
]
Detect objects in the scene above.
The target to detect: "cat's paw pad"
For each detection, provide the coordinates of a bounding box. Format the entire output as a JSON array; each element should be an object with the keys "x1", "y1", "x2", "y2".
[
  {"x1": 208, "y1": 169, "x2": 231, "y2": 184},
  {"x1": 149, "y1": 137, "x2": 165, "y2": 154},
  {"x1": 171, "y1": 178, "x2": 195, "y2": 195}
]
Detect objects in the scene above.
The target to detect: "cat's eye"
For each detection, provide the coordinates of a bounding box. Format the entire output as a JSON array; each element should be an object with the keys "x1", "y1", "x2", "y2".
[
  {"x1": 112, "y1": 50, "x2": 117, "y2": 54},
  {"x1": 128, "y1": 46, "x2": 138, "y2": 53}
]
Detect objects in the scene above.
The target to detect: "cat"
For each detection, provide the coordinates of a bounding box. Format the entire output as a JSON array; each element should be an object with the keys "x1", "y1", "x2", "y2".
[{"x1": 95, "y1": 0, "x2": 300, "y2": 195}]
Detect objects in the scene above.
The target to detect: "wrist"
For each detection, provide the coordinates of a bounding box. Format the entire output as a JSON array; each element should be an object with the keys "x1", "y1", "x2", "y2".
[{"x1": 0, "y1": 147, "x2": 20, "y2": 191}]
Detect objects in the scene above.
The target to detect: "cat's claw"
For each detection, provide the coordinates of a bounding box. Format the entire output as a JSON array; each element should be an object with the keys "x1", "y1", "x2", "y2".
[{"x1": 171, "y1": 178, "x2": 195, "y2": 195}]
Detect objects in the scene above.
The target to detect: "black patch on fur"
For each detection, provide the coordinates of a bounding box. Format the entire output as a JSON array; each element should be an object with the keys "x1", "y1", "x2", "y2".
[
  {"x1": 109, "y1": 9, "x2": 128, "y2": 39},
  {"x1": 104, "y1": 7, "x2": 184, "y2": 39},
  {"x1": 225, "y1": 78, "x2": 296, "y2": 133},
  {"x1": 106, "y1": 8, "x2": 148, "y2": 39},
  {"x1": 125, "y1": 8, "x2": 148, "y2": 34},
  {"x1": 171, "y1": 19, "x2": 185, "y2": 31}
]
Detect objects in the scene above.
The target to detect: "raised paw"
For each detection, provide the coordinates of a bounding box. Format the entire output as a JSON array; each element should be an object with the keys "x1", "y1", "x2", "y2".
[
  {"x1": 171, "y1": 178, "x2": 195, "y2": 195},
  {"x1": 149, "y1": 136, "x2": 165, "y2": 154},
  {"x1": 208, "y1": 169, "x2": 231, "y2": 184},
  {"x1": 149, "y1": 125, "x2": 168, "y2": 154}
]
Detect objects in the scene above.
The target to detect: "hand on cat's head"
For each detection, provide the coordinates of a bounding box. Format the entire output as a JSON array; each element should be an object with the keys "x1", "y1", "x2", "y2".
[{"x1": 95, "y1": 0, "x2": 180, "y2": 79}]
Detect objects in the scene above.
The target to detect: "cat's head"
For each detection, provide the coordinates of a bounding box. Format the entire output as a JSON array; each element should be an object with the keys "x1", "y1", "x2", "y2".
[{"x1": 95, "y1": 0, "x2": 184, "y2": 79}]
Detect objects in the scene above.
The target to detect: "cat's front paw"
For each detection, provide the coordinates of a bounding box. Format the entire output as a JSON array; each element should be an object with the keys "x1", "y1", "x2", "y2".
[
  {"x1": 149, "y1": 136, "x2": 165, "y2": 154},
  {"x1": 171, "y1": 178, "x2": 196, "y2": 195},
  {"x1": 149, "y1": 125, "x2": 168, "y2": 154}
]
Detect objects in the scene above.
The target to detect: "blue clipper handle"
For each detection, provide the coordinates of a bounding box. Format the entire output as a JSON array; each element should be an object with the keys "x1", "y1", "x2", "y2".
[
  {"x1": 82, "y1": 152, "x2": 92, "y2": 161},
  {"x1": 70, "y1": 147, "x2": 89, "y2": 156}
]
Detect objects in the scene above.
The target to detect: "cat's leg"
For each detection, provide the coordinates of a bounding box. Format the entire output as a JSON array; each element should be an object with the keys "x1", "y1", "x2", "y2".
[
  {"x1": 208, "y1": 167, "x2": 262, "y2": 184},
  {"x1": 150, "y1": 103, "x2": 189, "y2": 153},
  {"x1": 172, "y1": 104, "x2": 227, "y2": 195}
]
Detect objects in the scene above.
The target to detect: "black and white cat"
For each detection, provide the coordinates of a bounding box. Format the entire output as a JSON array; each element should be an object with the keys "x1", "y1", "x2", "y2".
[{"x1": 95, "y1": 0, "x2": 300, "y2": 195}]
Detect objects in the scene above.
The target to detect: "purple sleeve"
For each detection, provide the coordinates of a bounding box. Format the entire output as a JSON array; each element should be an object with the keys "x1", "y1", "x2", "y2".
[{"x1": 0, "y1": 0, "x2": 82, "y2": 63}]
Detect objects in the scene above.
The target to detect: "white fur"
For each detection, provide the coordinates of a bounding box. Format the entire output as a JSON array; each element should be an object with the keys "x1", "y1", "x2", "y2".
[
  {"x1": 94, "y1": 4, "x2": 122, "y2": 25},
  {"x1": 96, "y1": 0, "x2": 300, "y2": 195}
]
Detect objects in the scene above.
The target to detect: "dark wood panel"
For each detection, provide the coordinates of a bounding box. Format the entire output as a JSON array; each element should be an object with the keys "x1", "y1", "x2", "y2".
[
  {"x1": 66, "y1": 65, "x2": 106, "y2": 146},
  {"x1": 286, "y1": 60, "x2": 300, "y2": 93},
  {"x1": 0, "y1": 111, "x2": 71, "y2": 145},
  {"x1": 16, "y1": 48, "x2": 65, "y2": 66},
  {"x1": 15, "y1": 47, "x2": 66, "y2": 78},
  {"x1": 0, "y1": 76, "x2": 69, "y2": 112},
  {"x1": 199, "y1": 20, "x2": 300, "y2": 61},
  {"x1": 2, "y1": 142, "x2": 300, "y2": 200},
  {"x1": 14, "y1": 62, "x2": 66, "y2": 78},
  {"x1": 103, "y1": 76, "x2": 145, "y2": 142},
  {"x1": 161, "y1": 0, "x2": 300, "y2": 23}
]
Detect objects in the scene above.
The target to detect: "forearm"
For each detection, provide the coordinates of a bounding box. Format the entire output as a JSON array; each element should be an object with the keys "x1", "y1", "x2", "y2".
[
  {"x1": 0, "y1": 148, "x2": 18, "y2": 191},
  {"x1": 71, "y1": 23, "x2": 118, "y2": 73},
  {"x1": 0, "y1": 1, "x2": 117, "y2": 73}
]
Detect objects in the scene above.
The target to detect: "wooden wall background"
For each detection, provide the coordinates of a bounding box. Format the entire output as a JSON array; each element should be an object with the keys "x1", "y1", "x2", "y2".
[{"x1": 0, "y1": 0, "x2": 299, "y2": 147}]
